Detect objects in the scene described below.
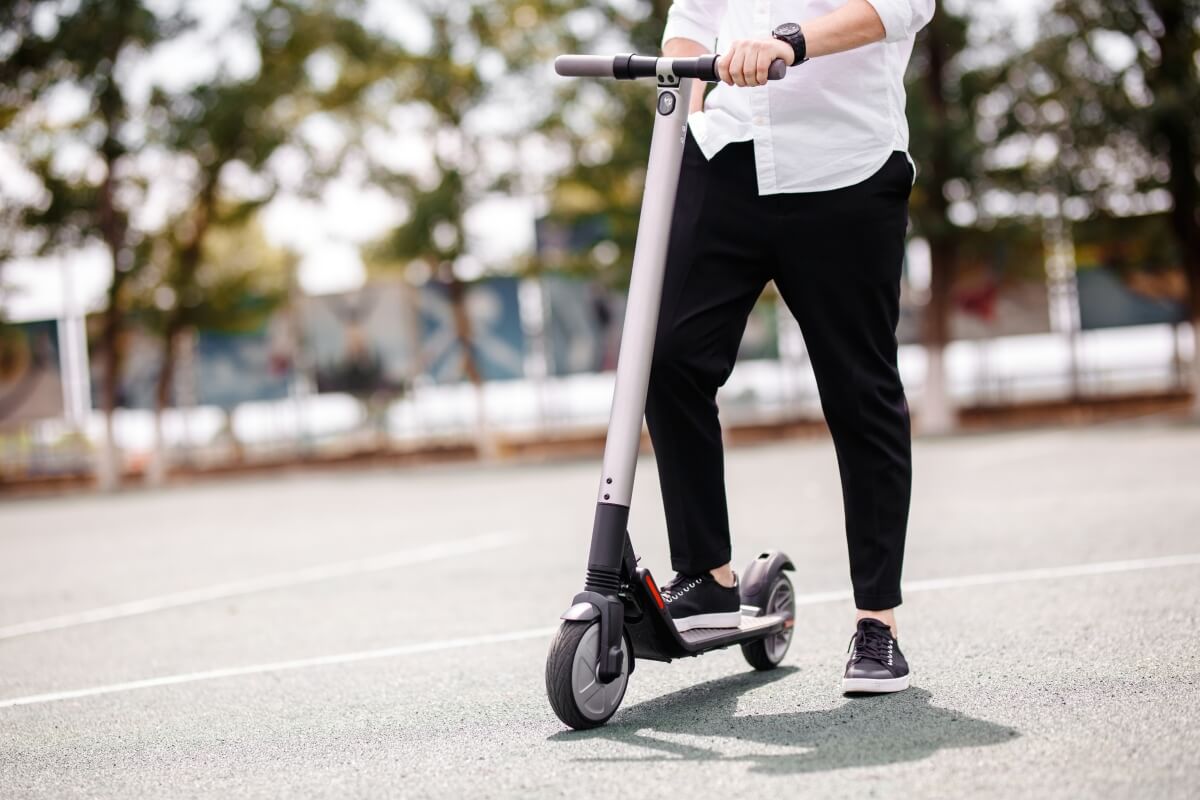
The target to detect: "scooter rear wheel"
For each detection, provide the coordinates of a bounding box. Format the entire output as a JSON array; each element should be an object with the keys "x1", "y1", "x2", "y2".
[
  {"x1": 741, "y1": 573, "x2": 795, "y2": 670},
  {"x1": 545, "y1": 620, "x2": 630, "y2": 729}
]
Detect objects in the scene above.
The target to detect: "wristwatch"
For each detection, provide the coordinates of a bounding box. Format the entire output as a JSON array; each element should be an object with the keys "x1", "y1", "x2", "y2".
[{"x1": 772, "y1": 22, "x2": 809, "y2": 66}]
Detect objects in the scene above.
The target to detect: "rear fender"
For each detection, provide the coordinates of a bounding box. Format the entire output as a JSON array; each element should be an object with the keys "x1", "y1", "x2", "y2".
[{"x1": 739, "y1": 550, "x2": 795, "y2": 612}]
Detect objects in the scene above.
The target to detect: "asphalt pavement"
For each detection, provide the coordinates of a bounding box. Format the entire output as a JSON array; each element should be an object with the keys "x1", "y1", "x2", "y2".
[{"x1": 1, "y1": 419, "x2": 1198, "y2": 798}]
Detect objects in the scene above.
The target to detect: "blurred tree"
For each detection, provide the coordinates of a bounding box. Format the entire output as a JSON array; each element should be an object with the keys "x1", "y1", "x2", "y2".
[
  {"x1": 537, "y1": 1, "x2": 670, "y2": 285},
  {"x1": 367, "y1": 4, "x2": 490, "y2": 454},
  {"x1": 366, "y1": 0, "x2": 617, "y2": 456},
  {"x1": 134, "y1": 0, "x2": 403, "y2": 483},
  {"x1": 0, "y1": 0, "x2": 191, "y2": 489},
  {"x1": 130, "y1": 214, "x2": 291, "y2": 483},
  {"x1": 1005, "y1": 0, "x2": 1200, "y2": 409}
]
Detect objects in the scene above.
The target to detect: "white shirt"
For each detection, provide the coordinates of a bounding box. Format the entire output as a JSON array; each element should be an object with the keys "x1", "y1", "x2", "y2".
[{"x1": 662, "y1": 0, "x2": 934, "y2": 194}]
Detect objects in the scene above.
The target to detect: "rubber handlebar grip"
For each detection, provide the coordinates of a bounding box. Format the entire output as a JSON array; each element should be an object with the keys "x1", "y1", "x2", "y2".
[
  {"x1": 700, "y1": 57, "x2": 788, "y2": 82},
  {"x1": 554, "y1": 55, "x2": 615, "y2": 78},
  {"x1": 553, "y1": 54, "x2": 787, "y2": 82}
]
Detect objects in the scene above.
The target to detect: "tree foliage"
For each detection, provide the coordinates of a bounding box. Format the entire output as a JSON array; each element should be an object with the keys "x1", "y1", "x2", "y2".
[
  {"x1": 1003, "y1": 0, "x2": 1200, "y2": 315},
  {"x1": 536, "y1": 1, "x2": 671, "y2": 286},
  {"x1": 138, "y1": 0, "x2": 405, "y2": 416},
  {"x1": 0, "y1": 0, "x2": 193, "y2": 486}
]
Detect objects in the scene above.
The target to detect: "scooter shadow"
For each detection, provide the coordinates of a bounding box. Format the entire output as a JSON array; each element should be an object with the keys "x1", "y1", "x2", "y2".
[{"x1": 548, "y1": 667, "x2": 1019, "y2": 775}]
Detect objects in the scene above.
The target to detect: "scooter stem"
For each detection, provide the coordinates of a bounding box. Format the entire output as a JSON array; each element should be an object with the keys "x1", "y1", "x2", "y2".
[
  {"x1": 596, "y1": 77, "x2": 693, "y2": 510},
  {"x1": 579, "y1": 71, "x2": 693, "y2": 683}
]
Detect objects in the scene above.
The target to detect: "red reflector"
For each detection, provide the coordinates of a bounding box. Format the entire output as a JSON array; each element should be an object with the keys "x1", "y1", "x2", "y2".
[{"x1": 645, "y1": 575, "x2": 665, "y2": 610}]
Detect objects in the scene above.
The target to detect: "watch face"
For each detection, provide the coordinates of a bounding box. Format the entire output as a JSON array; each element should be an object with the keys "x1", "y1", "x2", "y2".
[{"x1": 774, "y1": 22, "x2": 801, "y2": 37}]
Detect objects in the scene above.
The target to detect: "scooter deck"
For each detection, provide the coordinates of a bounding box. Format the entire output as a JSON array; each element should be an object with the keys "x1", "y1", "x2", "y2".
[
  {"x1": 624, "y1": 569, "x2": 792, "y2": 662},
  {"x1": 678, "y1": 612, "x2": 788, "y2": 648}
]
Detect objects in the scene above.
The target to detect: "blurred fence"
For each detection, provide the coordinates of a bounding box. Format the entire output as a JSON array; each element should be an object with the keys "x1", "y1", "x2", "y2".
[{"x1": 1, "y1": 258, "x2": 1194, "y2": 483}]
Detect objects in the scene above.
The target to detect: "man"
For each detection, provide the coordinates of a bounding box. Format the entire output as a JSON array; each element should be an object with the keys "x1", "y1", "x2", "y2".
[{"x1": 650, "y1": 0, "x2": 934, "y2": 694}]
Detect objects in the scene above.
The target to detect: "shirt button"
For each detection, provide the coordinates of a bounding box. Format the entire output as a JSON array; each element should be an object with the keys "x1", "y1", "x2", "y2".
[{"x1": 753, "y1": 115, "x2": 766, "y2": 125}]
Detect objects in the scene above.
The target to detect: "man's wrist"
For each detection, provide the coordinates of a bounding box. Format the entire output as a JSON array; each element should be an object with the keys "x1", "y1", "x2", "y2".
[
  {"x1": 772, "y1": 22, "x2": 809, "y2": 66},
  {"x1": 772, "y1": 38, "x2": 796, "y2": 66}
]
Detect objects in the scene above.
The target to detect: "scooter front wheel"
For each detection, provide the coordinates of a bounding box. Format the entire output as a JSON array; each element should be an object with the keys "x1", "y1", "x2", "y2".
[{"x1": 545, "y1": 620, "x2": 631, "y2": 729}]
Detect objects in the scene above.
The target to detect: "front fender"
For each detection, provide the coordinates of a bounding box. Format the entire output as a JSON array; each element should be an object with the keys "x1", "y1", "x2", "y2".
[{"x1": 560, "y1": 602, "x2": 601, "y2": 622}]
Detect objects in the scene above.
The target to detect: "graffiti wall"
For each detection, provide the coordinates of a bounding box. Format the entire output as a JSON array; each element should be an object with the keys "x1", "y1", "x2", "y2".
[
  {"x1": 87, "y1": 319, "x2": 161, "y2": 410},
  {"x1": 0, "y1": 320, "x2": 64, "y2": 428},
  {"x1": 1075, "y1": 213, "x2": 1188, "y2": 330},
  {"x1": 417, "y1": 277, "x2": 526, "y2": 383},
  {"x1": 88, "y1": 316, "x2": 295, "y2": 410},
  {"x1": 194, "y1": 318, "x2": 294, "y2": 409},
  {"x1": 541, "y1": 275, "x2": 624, "y2": 375},
  {"x1": 301, "y1": 281, "x2": 415, "y2": 395},
  {"x1": 897, "y1": 228, "x2": 1051, "y2": 344}
]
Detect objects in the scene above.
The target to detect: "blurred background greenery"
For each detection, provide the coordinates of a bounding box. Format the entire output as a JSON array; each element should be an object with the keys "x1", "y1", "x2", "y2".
[{"x1": 1, "y1": 0, "x2": 1197, "y2": 491}]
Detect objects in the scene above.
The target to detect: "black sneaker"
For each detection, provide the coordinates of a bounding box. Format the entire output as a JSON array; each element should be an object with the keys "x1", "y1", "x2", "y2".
[
  {"x1": 660, "y1": 572, "x2": 742, "y2": 632},
  {"x1": 842, "y1": 618, "x2": 910, "y2": 694}
]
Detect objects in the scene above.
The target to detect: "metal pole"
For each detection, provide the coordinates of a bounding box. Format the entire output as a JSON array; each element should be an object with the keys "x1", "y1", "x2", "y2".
[
  {"x1": 1042, "y1": 208, "x2": 1082, "y2": 399},
  {"x1": 595, "y1": 77, "x2": 691, "y2": 507}
]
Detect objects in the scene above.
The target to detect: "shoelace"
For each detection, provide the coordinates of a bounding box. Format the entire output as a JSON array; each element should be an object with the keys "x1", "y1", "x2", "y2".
[
  {"x1": 847, "y1": 624, "x2": 893, "y2": 664},
  {"x1": 658, "y1": 573, "x2": 691, "y2": 600}
]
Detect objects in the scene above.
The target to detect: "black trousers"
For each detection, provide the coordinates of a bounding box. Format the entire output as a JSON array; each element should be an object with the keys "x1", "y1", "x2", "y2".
[{"x1": 645, "y1": 133, "x2": 913, "y2": 611}]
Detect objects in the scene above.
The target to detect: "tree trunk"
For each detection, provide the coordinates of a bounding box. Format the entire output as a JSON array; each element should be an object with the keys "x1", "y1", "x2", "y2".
[
  {"x1": 96, "y1": 292, "x2": 122, "y2": 491},
  {"x1": 146, "y1": 323, "x2": 180, "y2": 486},
  {"x1": 916, "y1": 17, "x2": 958, "y2": 435},
  {"x1": 1185, "y1": 267, "x2": 1200, "y2": 416},
  {"x1": 1161, "y1": 129, "x2": 1200, "y2": 414},
  {"x1": 921, "y1": 236, "x2": 957, "y2": 434},
  {"x1": 1160, "y1": 134, "x2": 1200, "y2": 417},
  {"x1": 1190, "y1": 312, "x2": 1200, "y2": 417},
  {"x1": 147, "y1": 178, "x2": 217, "y2": 484},
  {"x1": 1147, "y1": 0, "x2": 1200, "y2": 414},
  {"x1": 446, "y1": 275, "x2": 499, "y2": 459},
  {"x1": 1161, "y1": 124, "x2": 1200, "y2": 415},
  {"x1": 95, "y1": 133, "x2": 127, "y2": 491}
]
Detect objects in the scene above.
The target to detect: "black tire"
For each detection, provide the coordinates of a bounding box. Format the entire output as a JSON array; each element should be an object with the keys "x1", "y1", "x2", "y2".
[
  {"x1": 545, "y1": 620, "x2": 630, "y2": 730},
  {"x1": 741, "y1": 574, "x2": 795, "y2": 671}
]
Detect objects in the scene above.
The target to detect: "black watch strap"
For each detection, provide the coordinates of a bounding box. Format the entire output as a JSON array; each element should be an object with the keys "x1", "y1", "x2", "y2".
[{"x1": 772, "y1": 22, "x2": 808, "y2": 65}]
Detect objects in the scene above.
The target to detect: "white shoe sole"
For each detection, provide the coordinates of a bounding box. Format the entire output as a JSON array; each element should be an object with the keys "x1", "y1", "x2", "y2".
[
  {"x1": 671, "y1": 611, "x2": 742, "y2": 632},
  {"x1": 841, "y1": 673, "x2": 911, "y2": 694}
]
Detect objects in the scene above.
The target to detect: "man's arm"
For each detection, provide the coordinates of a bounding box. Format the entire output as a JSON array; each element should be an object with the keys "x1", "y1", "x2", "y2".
[
  {"x1": 802, "y1": 0, "x2": 888, "y2": 59},
  {"x1": 720, "y1": 0, "x2": 935, "y2": 86},
  {"x1": 661, "y1": 0, "x2": 730, "y2": 113},
  {"x1": 662, "y1": 38, "x2": 710, "y2": 114}
]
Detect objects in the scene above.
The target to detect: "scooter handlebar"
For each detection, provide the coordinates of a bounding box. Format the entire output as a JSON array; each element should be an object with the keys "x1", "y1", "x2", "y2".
[
  {"x1": 554, "y1": 54, "x2": 787, "y2": 83},
  {"x1": 554, "y1": 55, "x2": 616, "y2": 79}
]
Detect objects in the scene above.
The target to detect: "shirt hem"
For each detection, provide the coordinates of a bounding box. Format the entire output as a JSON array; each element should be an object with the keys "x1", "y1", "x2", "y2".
[{"x1": 755, "y1": 148, "x2": 900, "y2": 196}]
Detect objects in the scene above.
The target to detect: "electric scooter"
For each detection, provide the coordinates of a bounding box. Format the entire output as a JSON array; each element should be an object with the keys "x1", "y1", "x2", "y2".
[{"x1": 545, "y1": 53, "x2": 796, "y2": 730}]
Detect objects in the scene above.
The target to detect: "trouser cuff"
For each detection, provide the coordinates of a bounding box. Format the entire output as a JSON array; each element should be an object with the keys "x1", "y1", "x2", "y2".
[
  {"x1": 853, "y1": 591, "x2": 902, "y2": 611},
  {"x1": 671, "y1": 550, "x2": 732, "y2": 577}
]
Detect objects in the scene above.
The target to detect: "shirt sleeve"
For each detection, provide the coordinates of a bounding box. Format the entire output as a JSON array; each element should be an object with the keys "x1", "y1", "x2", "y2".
[
  {"x1": 661, "y1": 0, "x2": 729, "y2": 50},
  {"x1": 863, "y1": 0, "x2": 936, "y2": 43}
]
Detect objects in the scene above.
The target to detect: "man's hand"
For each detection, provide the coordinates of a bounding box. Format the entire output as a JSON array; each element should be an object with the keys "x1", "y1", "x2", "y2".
[{"x1": 717, "y1": 38, "x2": 794, "y2": 87}]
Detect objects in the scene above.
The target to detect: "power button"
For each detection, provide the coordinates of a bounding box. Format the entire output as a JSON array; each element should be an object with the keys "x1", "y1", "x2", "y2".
[{"x1": 657, "y1": 91, "x2": 676, "y2": 116}]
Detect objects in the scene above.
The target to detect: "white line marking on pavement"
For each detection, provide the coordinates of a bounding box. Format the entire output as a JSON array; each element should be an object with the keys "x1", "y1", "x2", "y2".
[
  {"x1": 0, "y1": 531, "x2": 521, "y2": 641},
  {"x1": 2, "y1": 551, "x2": 1197, "y2": 710},
  {"x1": 904, "y1": 552, "x2": 1200, "y2": 593},
  {"x1": 793, "y1": 552, "x2": 1200, "y2": 606},
  {"x1": 0, "y1": 627, "x2": 559, "y2": 710}
]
